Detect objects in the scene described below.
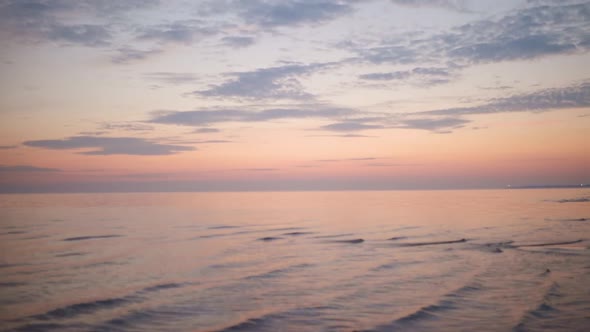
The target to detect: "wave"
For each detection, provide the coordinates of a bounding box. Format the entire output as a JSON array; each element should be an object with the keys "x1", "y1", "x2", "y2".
[
  {"x1": 512, "y1": 282, "x2": 561, "y2": 331},
  {"x1": 555, "y1": 197, "x2": 590, "y2": 203},
  {"x1": 514, "y1": 239, "x2": 583, "y2": 247},
  {"x1": 62, "y1": 235, "x2": 122, "y2": 242},
  {"x1": 22, "y1": 282, "x2": 188, "y2": 322},
  {"x1": 282, "y1": 231, "x2": 314, "y2": 236},
  {"x1": 313, "y1": 233, "x2": 355, "y2": 239},
  {"x1": 243, "y1": 263, "x2": 314, "y2": 281},
  {"x1": 215, "y1": 305, "x2": 335, "y2": 332},
  {"x1": 257, "y1": 236, "x2": 283, "y2": 242},
  {"x1": 396, "y1": 238, "x2": 467, "y2": 247},
  {"x1": 360, "y1": 283, "x2": 483, "y2": 331},
  {"x1": 330, "y1": 238, "x2": 364, "y2": 244}
]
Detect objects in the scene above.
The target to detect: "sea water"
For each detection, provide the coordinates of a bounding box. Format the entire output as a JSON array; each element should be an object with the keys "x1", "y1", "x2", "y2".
[{"x1": 1, "y1": 189, "x2": 589, "y2": 331}]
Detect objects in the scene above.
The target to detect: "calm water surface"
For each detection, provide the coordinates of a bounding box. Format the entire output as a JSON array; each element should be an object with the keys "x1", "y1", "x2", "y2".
[{"x1": 1, "y1": 189, "x2": 589, "y2": 331}]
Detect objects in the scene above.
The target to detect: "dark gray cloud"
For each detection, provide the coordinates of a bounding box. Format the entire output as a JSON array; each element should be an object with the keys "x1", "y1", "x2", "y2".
[
  {"x1": 23, "y1": 136, "x2": 194, "y2": 156},
  {"x1": 193, "y1": 63, "x2": 329, "y2": 100},
  {"x1": 417, "y1": 81, "x2": 590, "y2": 116},
  {"x1": 150, "y1": 106, "x2": 354, "y2": 126},
  {"x1": 0, "y1": 165, "x2": 61, "y2": 172},
  {"x1": 0, "y1": 145, "x2": 17, "y2": 149},
  {"x1": 222, "y1": 36, "x2": 256, "y2": 48}
]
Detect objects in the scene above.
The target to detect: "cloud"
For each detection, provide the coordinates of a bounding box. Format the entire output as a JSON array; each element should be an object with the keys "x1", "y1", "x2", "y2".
[
  {"x1": 390, "y1": 0, "x2": 472, "y2": 11},
  {"x1": 397, "y1": 117, "x2": 470, "y2": 131},
  {"x1": 357, "y1": 2, "x2": 590, "y2": 72},
  {"x1": 0, "y1": 165, "x2": 61, "y2": 172},
  {"x1": 317, "y1": 157, "x2": 378, "y2": 162},
  {"x1": 417, "y1": 81, "x2": 590, "y2": 116},
  {"x1": 23, "y1": 136, "x2": 194, "y2": 156},
  {"x1": 145, "y1": 72, "x2": 200, "y2": 85},
  {"x1": 192, "y1": 63, "x2": 329, "y2": 100},
  {"x1": 46, "y1": 24, "x2": 111, "y2": 47},
  {"x1": 222, "y1": 36, "x2": 256, "y2": 48},
  {"x1": 150, "y1": 106, "x2": 354, "y2": 126},
  {"x1": 136, "y1": 21, "x2": 215, "y2": 44},
  {"x1": 111, "y1": 48, "x2": 162, "y2": 64},
  {"x1": 238, "y1": 0, "x2": 356, "y2": 28},
  {"x1": 194, "y1": 128, "x2": 221, "y2": 134},
  {"x1": 0, "y1": 0, "x2": 158, "y2": 47},
  {"x1": 0, "y1": 145, "x2": 17, "y2": 149},
  {"x1": 99, "y1": 122, "x2": 154, "y2": 131},
  {"x1": 319, "y1": 122, "x2": 385, "y2": 132},
  {"x1": 359, "y1": 66, "x2": 453, "y2": 86}
]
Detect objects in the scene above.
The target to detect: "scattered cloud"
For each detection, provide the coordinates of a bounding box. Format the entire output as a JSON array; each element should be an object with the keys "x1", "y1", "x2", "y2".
[
  {"x1": 0, "y1": 165, "x2": 61, "y2": 172},
  {"x1": 356, "y1": 2, "x2": 590, "y2": 80},
  {"x1": 192, "y1": 63, "x2": 330, "y2": 100},
  {"x1": 0, "y1": 0, "x2": 158, "y2": 47},
  {"x1": 23, "y1": 136, "x2": 194, "y2": 156}
]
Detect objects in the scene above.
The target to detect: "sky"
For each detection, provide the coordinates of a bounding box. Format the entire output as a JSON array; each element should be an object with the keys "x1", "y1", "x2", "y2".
[{"x1": 0, "y1": 0, "x2": 589, "y2": 192}]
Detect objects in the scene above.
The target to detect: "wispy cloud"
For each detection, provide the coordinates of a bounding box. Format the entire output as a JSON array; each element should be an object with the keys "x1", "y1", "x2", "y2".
[
  {"x1": 316, "y1": 157, "x2": 379, "y2": 162},
  {"x1": 194, "y1": 128, "x2": 221, "y2": 134},
  {"x1": 99, "y1": 122, "x2": 154, "y2": 132},
  {"x1": 359, "y1": 67, "x2": 453, "y2": 87},
  {"x1": 111, "y1": 48, "x2": 162, "y2": 64},
  {"x1": 0, "y1": 145, "x2": 17, "y2": 150},
  {"x1": 23, "y1": 136, "x2": 194, "y2": 156},
  {"x1": 150, "y1": 106, "x2": 354, "y2": 126},
  {"x1": 0, "y1": 165, "x2": 61, "y2": 172},
  {"x1": 416, "y1": 81, "x2": 590, "y2": 116},
  {"x1": 145, "y1": 72, "x2": 200, "y2": 85}
]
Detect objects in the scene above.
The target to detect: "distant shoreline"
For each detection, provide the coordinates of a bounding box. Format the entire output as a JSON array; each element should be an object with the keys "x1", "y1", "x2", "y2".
[{"x1": 0, "y1": 186, "x2": 587, "y2": 194}]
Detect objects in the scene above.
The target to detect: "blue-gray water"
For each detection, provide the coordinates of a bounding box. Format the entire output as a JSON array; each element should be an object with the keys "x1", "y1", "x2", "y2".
[{"x1": 1, "y1": 189, "x2": 589, "y2": 331}]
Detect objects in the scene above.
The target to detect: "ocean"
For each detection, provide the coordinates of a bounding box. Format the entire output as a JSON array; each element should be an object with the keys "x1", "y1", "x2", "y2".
[{"x1": 1, "y1": 189, "x2": 589, "y2": 331}]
